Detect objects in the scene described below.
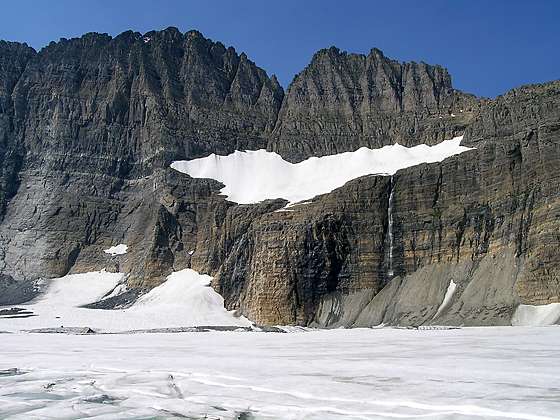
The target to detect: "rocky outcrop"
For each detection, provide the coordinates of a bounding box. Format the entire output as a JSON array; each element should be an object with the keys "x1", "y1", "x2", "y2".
[
  {"x1": 209, "y1": 177, "x2": 388, "y2": 325},
  {"x1": 1, "y1": 28, "x2": 559, "y2": 327}
]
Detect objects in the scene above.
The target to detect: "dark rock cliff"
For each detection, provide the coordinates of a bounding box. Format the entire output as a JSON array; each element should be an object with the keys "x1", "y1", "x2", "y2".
[
  {"x1": 269, "y1": 46, "x2": 478, "y2": 162},
  {"x1": 0, "y1": 28, "x2": 558, "y2": 326},
  {"x1": 0, "y1": 41, "x2": 35, "y2": 221},
  {"x1": 0, "y1": 27, "x2": 283, "y2": 286}
]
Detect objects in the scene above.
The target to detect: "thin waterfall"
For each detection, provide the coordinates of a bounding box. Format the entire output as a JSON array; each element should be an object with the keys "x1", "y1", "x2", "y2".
[{"x1": 387, "y1": 175, "x2": 395, "y2": 278}]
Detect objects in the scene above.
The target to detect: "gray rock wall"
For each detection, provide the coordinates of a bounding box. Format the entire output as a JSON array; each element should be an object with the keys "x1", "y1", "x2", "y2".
[{"x1": 1, "y1": 29, "x2": 559, "y2": 327}]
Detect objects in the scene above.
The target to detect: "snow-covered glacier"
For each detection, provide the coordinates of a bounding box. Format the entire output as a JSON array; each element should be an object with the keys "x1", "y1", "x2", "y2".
[
  {"x1": 1, "y1": 327, "x2": 559, "y2": 419},
  {"x1": 171, "y1": 136, "x2": 474, "y2": 205}
]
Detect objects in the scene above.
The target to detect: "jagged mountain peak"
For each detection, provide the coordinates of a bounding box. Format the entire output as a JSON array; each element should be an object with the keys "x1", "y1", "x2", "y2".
[
  {"x1": 0, "y1": 39, "x2": 36, "y2": 54},
  {"x1": 270, "y1": 44, "x2": 474, "y2": 161}
]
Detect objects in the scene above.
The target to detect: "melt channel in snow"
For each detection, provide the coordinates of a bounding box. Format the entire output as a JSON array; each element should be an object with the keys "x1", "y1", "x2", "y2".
[
  {"x1": 0, "y1": 269, "x2": 250, "y2": 332},
  {"x1": 171, "y1": 136, "x2": 474, "y2": 205}
]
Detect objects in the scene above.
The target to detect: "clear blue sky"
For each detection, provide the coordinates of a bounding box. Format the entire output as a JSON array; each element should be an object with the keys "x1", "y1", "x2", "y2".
[{"x1": 1, "y1": 0, "x2": 558, "y2": 98}]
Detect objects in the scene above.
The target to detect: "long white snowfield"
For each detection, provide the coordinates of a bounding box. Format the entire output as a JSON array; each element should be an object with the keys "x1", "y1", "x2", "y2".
[{"x1": 171, "y1": 136, "x2": 474, "y2": 205}]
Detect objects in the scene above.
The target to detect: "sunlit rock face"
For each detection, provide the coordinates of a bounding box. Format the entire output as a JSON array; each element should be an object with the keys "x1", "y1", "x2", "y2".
[{"x1": 1, "y1": 28, "x2": 560, "y2": 327}]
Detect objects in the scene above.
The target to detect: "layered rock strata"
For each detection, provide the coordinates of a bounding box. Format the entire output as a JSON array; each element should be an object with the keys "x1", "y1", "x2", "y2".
[{"x1": 1, "y1": 28, "x2": 559, "y2": 326}]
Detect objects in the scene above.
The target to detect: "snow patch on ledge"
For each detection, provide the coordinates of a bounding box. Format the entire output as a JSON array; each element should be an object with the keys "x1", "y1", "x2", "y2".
[
  {"x1": 0, "y1": 269, "x2": 250, "y2": 332},
  {"x1": 512, "y1": 303, "x2": 560, "y2": 326},
  {"x1": 104, "y1": 244, "x2": 128, "y2": 256},
  {"x1": 171, "y1": 136, "x2": 473, "y2": 205},
  {"x1": 434, "y1": 280, "x2": 457, "y2": 319}
]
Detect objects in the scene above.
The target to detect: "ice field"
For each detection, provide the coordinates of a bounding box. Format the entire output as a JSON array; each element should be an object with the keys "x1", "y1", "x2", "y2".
[{"x1": 1, "y1": 327, "x2": 559, "y2": 419}]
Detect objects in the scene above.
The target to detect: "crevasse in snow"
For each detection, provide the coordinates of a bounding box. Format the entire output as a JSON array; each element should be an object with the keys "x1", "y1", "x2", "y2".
[{"x1": 171, "y1": 136, "x2": 474, "y2": 205}]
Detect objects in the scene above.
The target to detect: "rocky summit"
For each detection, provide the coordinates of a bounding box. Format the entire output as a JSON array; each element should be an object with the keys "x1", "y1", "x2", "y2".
[{"x1": 0, "y1": 27, "x2": 559, "y2": 326}]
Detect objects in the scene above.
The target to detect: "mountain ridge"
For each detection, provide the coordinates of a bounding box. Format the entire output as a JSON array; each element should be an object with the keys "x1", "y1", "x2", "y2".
[{"x1": 1, "y1": 27, "x2": 559, "y2": 327}]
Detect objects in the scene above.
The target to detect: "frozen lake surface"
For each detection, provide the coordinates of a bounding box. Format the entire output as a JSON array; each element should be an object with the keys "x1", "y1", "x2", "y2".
[{"x1": 1, "y1": 327, "x2": 559, "y2": 419}]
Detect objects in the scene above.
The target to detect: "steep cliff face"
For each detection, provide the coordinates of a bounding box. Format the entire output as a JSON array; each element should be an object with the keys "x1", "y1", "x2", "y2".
[
  {"x1": 0, "y1": 41, "x2": 35, "y2": 221},
  {"x1": 193, "y1": 81, "x2": 560, "y2": 326},
  {"x1": 269, "y1": 47, "x2": 478, "y2": 162},
  {"x1": 0, "y1": 28, "x2": 283, "y2": 287},
  {"x1": 0, "y1": 29, "x2": 558, "y2": 327},
  {"x1": 462, "y1": 82, "x2": 560, "y2": 307},
  {"x1": 313, "y1": 81, "x2": 560, "y2": 327}
]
